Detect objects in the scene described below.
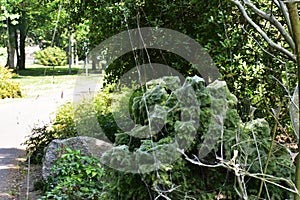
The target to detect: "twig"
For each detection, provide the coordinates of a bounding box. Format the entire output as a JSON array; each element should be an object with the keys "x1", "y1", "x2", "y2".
[{"x1": 178, "y1": 148, "x2": 299, "y2": 197}]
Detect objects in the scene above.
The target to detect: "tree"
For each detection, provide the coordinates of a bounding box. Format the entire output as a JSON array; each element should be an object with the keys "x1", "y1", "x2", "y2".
[
  {"x1": 0, "y1": 0, "x2": 20, "y2": 68},
  {"x1": 1, "y1": 0, "x2": 73, "y2": 69},
  {"x1": 230, "y1": 0, "x2": 300, "y2": 199}
]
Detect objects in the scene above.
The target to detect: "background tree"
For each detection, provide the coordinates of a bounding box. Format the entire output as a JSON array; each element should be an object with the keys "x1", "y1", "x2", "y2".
[
  {"x1": 230, "y1": 1, "x2": 300, "y2": 198},
  {"x1": 67, "y1": 0, "x2": 295, "y2": 133},
  {"x1": 0, "y1": 0, "x2": 20, "y2": 68},
  {"x1": 1, "y1": 0, "x2": 79, "y2": 70}
]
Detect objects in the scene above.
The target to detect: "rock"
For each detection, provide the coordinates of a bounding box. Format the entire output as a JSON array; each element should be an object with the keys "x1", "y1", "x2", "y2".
[{"x1": 42, "y1": 136, "x2": 113, "y2": 180}]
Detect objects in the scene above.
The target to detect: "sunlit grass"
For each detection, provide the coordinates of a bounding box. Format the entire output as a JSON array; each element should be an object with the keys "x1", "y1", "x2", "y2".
[{"x1": 12, "y1": 64, "x2": 103, "y2": 99}]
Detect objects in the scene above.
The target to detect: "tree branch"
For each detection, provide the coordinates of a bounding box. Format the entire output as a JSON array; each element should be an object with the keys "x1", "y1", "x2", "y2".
[
  {"x1": 278, "y1": 0, "x2": 293, "y2": 40},
  {"x1": 231, "y1": 0, "x2": 296, "y2": 61},
  {"x1": 243, "y1": 0, "x2": 295, "y2": 51}
]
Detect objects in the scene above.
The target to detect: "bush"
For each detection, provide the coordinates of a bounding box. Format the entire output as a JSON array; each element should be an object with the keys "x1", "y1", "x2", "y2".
[
  {"x1": 23, "y1": 87, "x2": 117, "y2": 164},
  {"x1": 100, "y1": 76, "x2": 294, "y2": 199},
  {"x1": 41, "y1": 148, "x2": 105, "y2": 199},
  {"x1": 24, "y1": 75, "x2": 295, "y2": 199},
  {"x1": 22, "y1": 125, "x2": 55, "y2": 164},
  {"x1": 74, "y1": 84, "x2": 120, "y2": 142},
  {"x1": 34, "y1": 46, "x2": 67, "y2": 66},
  {"x1": 0, "y1": 66, "x2": 22, "y2": 99},
  {"x1": 23, "y1": 103, "x2": 77, "y2": 164}
]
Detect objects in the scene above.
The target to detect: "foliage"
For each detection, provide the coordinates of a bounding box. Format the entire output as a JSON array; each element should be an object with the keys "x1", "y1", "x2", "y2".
[
  {"x1": 23, "y1": 75, "x2": 295, "y2": 198},
  {"x1": 34, "y1": 46, "x2": 67, "y2": 66},
  {"x1": 74, "y1": 84, "x2": 120, "y2": 142},
  {"x1": 67, "y1": 0, "x2": 297, "y2": 139},
  {"x1": 99, "y1": 76, "x2": 295, "y2": 199},
  {"x1": 22, "y1": 125, "x2": 55, "y2": 164},
  {"x1": 18, "y1": 0, "x2": 299, "y2": 198},
  {"x1": 0, "y1": 66, "x2": 22, "y2": 98},
  {"x1": 41, "y1": 148, "x2": 105, "y2": 200},
  {"x1": 23, "y1": 85, "x2": 119, "y2": 164},
  {"x1": 51, "y1": 102, "x2": 77, "y2": 137},
  {"x1": 23, "y1": 103, "x2": 77, "y2": 164},
  {"x1": 0, "y1": 0, "x2": 20, "y2": 29},
  {"x1": 237, "y1": 119, "x2": 295, "y2": 199}
]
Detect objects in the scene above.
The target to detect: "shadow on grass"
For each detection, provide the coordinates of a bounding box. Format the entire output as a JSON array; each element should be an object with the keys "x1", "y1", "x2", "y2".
[{"x1": 13, "y1": 66, "x2": 80, "y2": 77}]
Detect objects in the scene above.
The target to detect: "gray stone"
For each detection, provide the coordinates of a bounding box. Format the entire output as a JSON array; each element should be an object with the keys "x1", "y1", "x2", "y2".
[{"x1": 42, "y1": 136, "x2": 113, "y2": 180}]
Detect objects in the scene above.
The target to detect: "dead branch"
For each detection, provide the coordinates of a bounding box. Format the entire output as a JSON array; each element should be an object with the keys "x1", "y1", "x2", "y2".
[
  {"x1": 231, "y1": 0, "x2": 296, "y2": 61},
  {"x1": 277, "y1": 0, "x2": 293, "y2": 38},
  {"x1": 243, "y1": 0, "x2": 295, "y2": 51}
]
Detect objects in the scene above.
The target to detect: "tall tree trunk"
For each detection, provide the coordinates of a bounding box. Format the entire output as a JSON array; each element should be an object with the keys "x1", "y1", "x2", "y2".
[
  {"x1": 92, "y1": 55, "x2": 97, "y2": 70},
  {"x1": 6, "y1": 18, "x2": 16, "y2": 69},
  {"x1": 18, "y1": 10, "x2": 27, "y2": 70},
  {"x1": 287, "y1": 2, "x2": 300, "y2": 200},
  {"x1": 15, "y1": 29, "x2": 20, "y2": 69}
]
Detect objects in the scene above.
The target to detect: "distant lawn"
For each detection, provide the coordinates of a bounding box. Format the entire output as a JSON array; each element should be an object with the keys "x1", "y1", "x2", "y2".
[
  {"x1": 14, "y1": 64, "x2": 80, "y2": 76},
  {"x1": 12, "y1": 64, "x2": 103, "y2": 99}
]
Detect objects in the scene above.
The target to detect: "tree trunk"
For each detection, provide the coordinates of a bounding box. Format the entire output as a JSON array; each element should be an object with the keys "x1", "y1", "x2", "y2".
[
  {"x1": 92, "y1": 55, "x2": 97, "y2": 70},
  {"x1": 18, "y1": 10, "x2": 27, "y2": 70},
  {"x1": 15, "y1": 30, "x2": 20, "y2": 69},
  {"x1": 15, "y1": 10, "x2": 27, "y2": 70},
  {"x1": 287, "y1": 2, "x2": 300, "y2": 200},
  {"x1": 6, "y1": 19, "x2": 16, "y2": 69}
]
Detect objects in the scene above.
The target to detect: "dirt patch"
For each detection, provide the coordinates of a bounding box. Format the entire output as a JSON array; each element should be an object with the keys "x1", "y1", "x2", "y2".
[{"x1": 17, "y1": 162, "x2": 42, "y2": 200}]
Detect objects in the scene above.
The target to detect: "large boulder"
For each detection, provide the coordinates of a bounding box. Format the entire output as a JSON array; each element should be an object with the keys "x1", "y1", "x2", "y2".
[{"x1": 42, "y1": 136, "x2": 113, "y2": 180}]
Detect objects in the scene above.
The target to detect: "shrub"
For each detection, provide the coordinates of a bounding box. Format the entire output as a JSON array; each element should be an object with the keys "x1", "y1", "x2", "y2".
[
  {"x1": 41, "y1": 148, "x2": 105, "y2": 199},
  {"x1": 100, "y1": 76, "x2": 294, "y2": 199},
  {"x1": 51, "y1": 102, "x2": 77, "y2": 137},
  {"x1": 22, "y1": 125, "x2": 55, "y2": 164},
  {"x1": 34, "y1": 46, "x2": 67, "y2": 66},
  {"x1": 0, "y1": 66, "x2": 22, "y2": 99},
  {"x1": 23, "y1": 87, "x2": 117, "y2": 164},
  {"x1": 23, "y1": 103, "x2": 77, "y2": 164},
  {"x1": 24, "y1": 75, "x2": 294, "y2": 199},
  {"x1": 74, "y1": 84, "x2": 120, "y2": 142}
]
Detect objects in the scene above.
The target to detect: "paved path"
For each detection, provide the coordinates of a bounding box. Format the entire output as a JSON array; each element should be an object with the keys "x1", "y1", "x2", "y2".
[
  {"x1": 0, "y1": 90, "x2": 71, "y2": 199},
  {"x1": 0, "y1": 91, "x2": 73, "y2": 149}
]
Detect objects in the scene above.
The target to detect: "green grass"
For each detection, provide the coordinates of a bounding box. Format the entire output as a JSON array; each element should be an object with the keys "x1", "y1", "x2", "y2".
[
  {"x1": 11, "y1": 64, "x2": 96, "y2": 99},
  {"x1": 0, "y1": 62, "x2": 104, "y2": 102},
  {"x1": 14, "y1": 65, "x2": 79, "y2": 77}
]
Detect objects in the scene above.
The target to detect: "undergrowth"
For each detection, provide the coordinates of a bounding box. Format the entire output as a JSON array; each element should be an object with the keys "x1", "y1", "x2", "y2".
[
  {"x1": 23, "y1": 76, "x2": 296, "y2": 199},
  {"x1": 0, "y1": 66, "x2": 22, "y2": 99}
]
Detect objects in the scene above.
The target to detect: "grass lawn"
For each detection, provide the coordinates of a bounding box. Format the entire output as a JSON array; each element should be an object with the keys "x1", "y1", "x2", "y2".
[{"x1": 12, "y1": 64, "x2": 103, "y2": 99}]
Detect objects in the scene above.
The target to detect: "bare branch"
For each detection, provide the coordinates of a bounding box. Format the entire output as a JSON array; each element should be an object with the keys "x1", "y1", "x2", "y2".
[
  {"x1": 243, "y1": 0, "x2": 295, "y2": 51},
  {"x1": 179, "y1": 148, "x2": 299, "y2": 196},
  {"x1": 273, "y1": 0, "x2": 280, "y2": 7},
  {"x1": 278, "y1": 0, "x2": 293, "y2": 39},
  {"x1": 231, "y1": 0, "x2": 296, "y2": 61},
  {"x1": 178, "y1": 148, "x2": 225, "y2": 168},
  {"x1": 241, "y1": 25, "x2": 286, "y2": 64},
  {"x1": 283, "y1": 0, "x2": 300, "y2": 3}
]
